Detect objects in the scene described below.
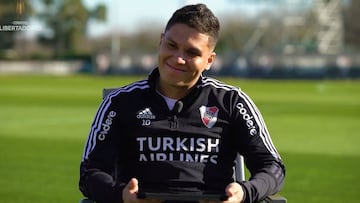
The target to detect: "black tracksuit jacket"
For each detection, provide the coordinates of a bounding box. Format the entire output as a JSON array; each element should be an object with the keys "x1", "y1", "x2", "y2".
[{"x1": 79, "y1": 68, "x2": 285, "y2": 203}]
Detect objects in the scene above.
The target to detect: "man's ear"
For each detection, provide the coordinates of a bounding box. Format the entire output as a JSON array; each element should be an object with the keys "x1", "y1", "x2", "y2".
[{"x1": 206, "y1": 52, "x2": 216, "y2": 70}]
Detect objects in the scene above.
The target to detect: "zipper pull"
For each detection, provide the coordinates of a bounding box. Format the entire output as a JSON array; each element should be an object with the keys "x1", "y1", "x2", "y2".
[{"x1": 169, "y1": 101, "x2": 183, "y2": 129}]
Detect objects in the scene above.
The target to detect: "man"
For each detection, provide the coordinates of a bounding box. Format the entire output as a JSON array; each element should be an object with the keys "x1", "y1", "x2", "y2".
[{"x1": 79, "y1": 3, "x2": 285, "y2": 203}]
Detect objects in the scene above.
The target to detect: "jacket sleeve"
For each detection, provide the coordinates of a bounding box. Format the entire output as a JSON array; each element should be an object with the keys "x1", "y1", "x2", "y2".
[
  {"x1": 233, "y1": 91, "x2": 285, "y2": 203},
  {"x1": 79, "y1": 97, "x2": 126, "y2": 203}
]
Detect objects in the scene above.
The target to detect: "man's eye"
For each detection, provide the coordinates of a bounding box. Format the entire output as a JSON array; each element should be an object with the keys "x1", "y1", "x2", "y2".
[
  {"x1": 188, "y1": 51, "x2": 200, "y2": 57},
  {"x1": 167, "y1": 43, "x2": 176, "y2": 48}
]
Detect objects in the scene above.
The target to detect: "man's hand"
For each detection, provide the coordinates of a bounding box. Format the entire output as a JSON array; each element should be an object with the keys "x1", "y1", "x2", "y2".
[
  {"x1": 122, "y1": 178, "x2": 139, "y2": 203},
  {"x1": 199, "y1": 182, "x2": 244, "y2": 203},
  {"x1": 122, "y1": 178, "x2": 162, "y2": 203},
  {"x1": 225, "y1": 182, "x2": 244, "y2": 203}
]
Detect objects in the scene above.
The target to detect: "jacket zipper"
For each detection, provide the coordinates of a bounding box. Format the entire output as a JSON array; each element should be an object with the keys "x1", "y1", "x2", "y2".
[{"x1": 169, "y1": 114, "x2": 179, "y2": 129}]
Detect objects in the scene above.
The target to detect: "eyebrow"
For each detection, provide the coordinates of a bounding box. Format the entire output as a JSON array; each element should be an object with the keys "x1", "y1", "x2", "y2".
[{"x1": 187, "y1": 47, "x2": 202, "y2": 56}]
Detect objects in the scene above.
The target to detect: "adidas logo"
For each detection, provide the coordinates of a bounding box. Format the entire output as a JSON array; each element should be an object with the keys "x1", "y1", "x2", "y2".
[{"x1": 136, "y1": 108, "x2": 156, "y2": 119}]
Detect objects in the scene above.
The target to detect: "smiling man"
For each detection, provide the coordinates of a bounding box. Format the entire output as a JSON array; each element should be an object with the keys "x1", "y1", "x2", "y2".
[
  {"x1": 157, "y1": 23, "x2": 216, "y2": 99},
  {"x1": 79, "y1": 4, "x2": 285, "y2": 203}
]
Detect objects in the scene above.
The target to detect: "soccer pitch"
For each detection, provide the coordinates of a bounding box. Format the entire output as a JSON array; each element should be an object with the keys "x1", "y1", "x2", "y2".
[{"x1": 0, "y1": 75, "x2": 359, "y2": 203}]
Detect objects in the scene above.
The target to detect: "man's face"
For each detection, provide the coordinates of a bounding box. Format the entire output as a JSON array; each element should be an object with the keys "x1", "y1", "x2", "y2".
[{"x1": 158, "y1": 23, "x2": 216, "y2": 90}]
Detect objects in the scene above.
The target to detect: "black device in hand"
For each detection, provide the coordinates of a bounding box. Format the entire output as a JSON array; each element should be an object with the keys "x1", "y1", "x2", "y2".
[{"x1": 137, "y1": 188, "x2": 228, "y2": 202}]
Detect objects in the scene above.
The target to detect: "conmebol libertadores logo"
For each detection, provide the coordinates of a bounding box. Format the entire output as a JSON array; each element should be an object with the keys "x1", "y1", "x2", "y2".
[{"x1": 0, "y1": 0, "x2": 42, "y2": 32}]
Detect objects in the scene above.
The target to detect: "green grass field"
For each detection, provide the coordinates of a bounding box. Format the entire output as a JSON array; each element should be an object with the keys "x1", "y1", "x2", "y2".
[{"x1": 0, "y1": 74, "x2": 359, "y2": 203}]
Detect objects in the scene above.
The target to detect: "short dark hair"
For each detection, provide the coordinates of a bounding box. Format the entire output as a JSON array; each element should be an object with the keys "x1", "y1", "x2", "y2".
[{"x1": 165, "y1": 3, "x2": 220, "y2": 48}]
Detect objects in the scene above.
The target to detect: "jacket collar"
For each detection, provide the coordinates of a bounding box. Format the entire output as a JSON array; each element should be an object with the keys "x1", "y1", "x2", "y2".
[{"x1": 147, "y1": 67, "x2": 203, "y2": 104}]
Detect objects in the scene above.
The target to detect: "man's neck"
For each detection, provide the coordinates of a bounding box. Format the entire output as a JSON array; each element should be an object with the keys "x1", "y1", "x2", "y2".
[{"x1": 156, "y1": 81, "x2": 192, "y2": 100}]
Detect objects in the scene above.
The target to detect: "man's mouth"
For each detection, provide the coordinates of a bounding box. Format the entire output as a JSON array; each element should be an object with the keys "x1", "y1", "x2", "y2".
[{"x1": 167, "y1": 63, "x2": 186, "y2": 72}]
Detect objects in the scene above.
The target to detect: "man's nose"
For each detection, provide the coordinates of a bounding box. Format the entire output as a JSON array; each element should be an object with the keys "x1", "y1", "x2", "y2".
[{"x1": 175, "y1": 53, "x2": 186, "y2": 64}]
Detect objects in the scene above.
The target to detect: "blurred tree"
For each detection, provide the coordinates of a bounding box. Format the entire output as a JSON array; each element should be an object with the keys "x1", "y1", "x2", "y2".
[
  {"x1": 0, "y1": 0, "x2": 32, "y2": 52},
  {"x1": 343, "y1": 0, "x2": 360, "y2": 51},
  {"x1": 216, "y1": 16, "x2": 256, "y2": 54},
  {"x1": 35, "y1": 0, "x2": 106, "y2": 58},
  {"x1": 123, "y1": 23, "x2": 162, "y2": 54}
]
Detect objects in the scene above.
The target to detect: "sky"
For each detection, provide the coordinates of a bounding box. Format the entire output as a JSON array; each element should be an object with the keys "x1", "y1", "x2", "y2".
[{"x1": 83, "y1": 0, "x2": 284, "y2": 37}]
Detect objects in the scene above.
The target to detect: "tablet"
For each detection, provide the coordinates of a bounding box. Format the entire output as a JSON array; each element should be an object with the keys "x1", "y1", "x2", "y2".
[{"x1": 137, "y1": 189, "x2": 228, "y2": 201}]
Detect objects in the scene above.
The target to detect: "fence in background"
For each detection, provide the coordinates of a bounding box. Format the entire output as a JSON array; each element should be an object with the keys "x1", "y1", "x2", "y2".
[{"x1": 1, "y1": 53, "x2": 359, "y2": 79}]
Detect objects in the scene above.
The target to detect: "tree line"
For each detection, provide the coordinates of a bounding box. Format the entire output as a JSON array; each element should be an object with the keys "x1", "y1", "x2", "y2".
[{"x1": 0, "y1": 0, "x2": 359, "y2": 60}]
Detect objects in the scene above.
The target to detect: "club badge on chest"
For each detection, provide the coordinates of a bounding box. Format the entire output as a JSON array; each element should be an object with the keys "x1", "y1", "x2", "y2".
[{"x1": 199, "y1": 106, "x2": 219, "y2": 128}]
